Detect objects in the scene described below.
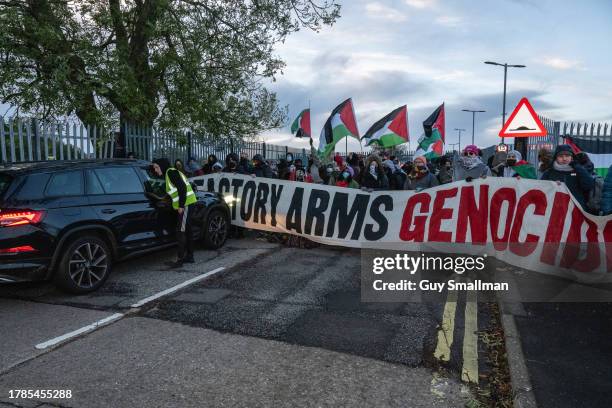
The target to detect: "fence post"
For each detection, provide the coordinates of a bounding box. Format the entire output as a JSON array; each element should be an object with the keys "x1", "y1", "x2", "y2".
[
  {"x1": 262, "y1": 142, "x2": 266, "y2": 159},
  {"x1": 187, "y1": 130, "x2": 192, "y2": 160}
]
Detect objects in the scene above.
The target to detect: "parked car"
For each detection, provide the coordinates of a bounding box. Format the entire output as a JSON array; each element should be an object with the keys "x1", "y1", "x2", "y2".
[{"x1": 0, "y1": 159, "x2": 230, "y2": 294}]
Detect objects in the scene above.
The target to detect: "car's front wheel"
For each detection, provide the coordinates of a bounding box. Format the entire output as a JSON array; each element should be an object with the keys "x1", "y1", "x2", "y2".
[
  {"x1": 203, "y1": 209, "x2": 229, "y2": 249},
  {"x1": 54, "y1": 235, "x2": 112, "y2": 294}
]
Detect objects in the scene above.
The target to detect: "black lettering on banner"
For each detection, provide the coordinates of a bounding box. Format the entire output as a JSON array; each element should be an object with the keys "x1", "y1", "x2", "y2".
[
  {"x1": 326, "y1": 193, "x2": 370, "y2": 240},
  {"x1": 231, "y1": 178, "x2": 245, "y2": 220},
  {"x1": 287, "y1": 187, "x2": 304, "y2": 233},
  {"x1": 207, "y1": 178, "x2": 215, "y2": 192},
  {"x1": 219, "y1": 178, "x2": 231, "y2": 196},
  {"x1": 270, "y1": 184, "x2": 284, "y2": 227},
  {"x1": 254, "y1": 182, "x2": 269, "y2": 224},
  {"x1": 240, "y1": 181, "x2": 257, "y2": 221},
  {"x1": 364, "y1": 195, "x2": 393, "y2": 240},
  {"x1": 305, "y1": 189, "x2": 330, "y2": 236}
]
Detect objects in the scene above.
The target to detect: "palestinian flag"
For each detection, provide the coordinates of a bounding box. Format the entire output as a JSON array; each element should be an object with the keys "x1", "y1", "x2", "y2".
[
  {"x1": 318, "y1": 98, "x2": 360, "y2": 158},
  {"x1": 415, "y1": 103, "x2": 445, "y2": 159},
  {"x1": 511, "y1": 160, "x2": 537, "y2": 179},
  {"x1": 565, "y1": 137, "x2": 612, "y2": 177},
  {"x1": 291, "y1": 108, "x2": 311, "y2": 138},
  {"x1": 362, "y1": 105, "x2": 409, "y2": 148}
]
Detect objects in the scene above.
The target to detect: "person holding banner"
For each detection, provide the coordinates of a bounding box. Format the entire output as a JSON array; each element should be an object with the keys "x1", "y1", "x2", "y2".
[
  {"x1": 453, "y1": 145, "x2": 491, "y2": 182},
  {"x1": 405, "y1": 156, "x2": 439, "y2": 191},
  {"x1": 251, "y1": 154, "x2": 275, "y2": 178},
  {"x1": 360, "y1": 155, "x2": 389, "y2": 191},
  {"x1": 541, "y1": 144, "x2": 594, "y2": 209}
]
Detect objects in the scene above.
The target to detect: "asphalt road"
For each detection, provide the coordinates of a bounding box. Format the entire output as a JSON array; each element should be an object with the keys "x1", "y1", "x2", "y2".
[{"x1": 0, "y1": 236, "x2": 482, "y2": 408}]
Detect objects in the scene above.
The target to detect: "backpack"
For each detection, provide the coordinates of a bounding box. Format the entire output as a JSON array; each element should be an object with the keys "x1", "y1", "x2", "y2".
[{"x1": 587, "y1": 175, "x2": 604, "y2": 214}]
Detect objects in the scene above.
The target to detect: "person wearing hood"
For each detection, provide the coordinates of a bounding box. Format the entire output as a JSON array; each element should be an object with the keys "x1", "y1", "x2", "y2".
[
  {"x1": 151, "y1": 158, "x2": 196, "y2": 267},
  {"x1": 541, "y1": 144, "x2": 594, "y2": 209},
  {"x1": 453, "y1": 145, "x2": 491, "y2": 182},
  {"x1": 405, "y1": 156, "x2": 439, "y2": 191},
  {"x1": 223, "y1": 153, "x2": 240, "y2": 173},
  {"x1": 575, "y1": 151, "x2": 595, "y2": 175},
  {"x1": 384, "y1": 155, "x2": 406, "y2": 190},
  {"x1": 438, "y1": 155, "x2": 454, "y2": 184},
  {"x1": 202, "y1": 155, "x2": 218, "y2": 175},
  {"x1": 500, "y1": 150, "x2": 536, "y2": 179},
  {"x1": 361, "y1": 154, "x2": 389, "y2": 191},
  {"x1": 537, "y1": 147, "x2": 553, "y2": 179},
  {"x1": 238, "y1": 152, "x2": 253, "y2": 174},
  {"x1": 252, "y1": 154, "x2": 274, "y2": 178},
  {"x1": 187, "y1": 156, "x2": 204, "y2": 177}
]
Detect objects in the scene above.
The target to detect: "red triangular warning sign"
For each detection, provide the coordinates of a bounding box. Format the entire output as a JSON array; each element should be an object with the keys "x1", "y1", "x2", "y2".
[{"x1": 499, "y1": 97, "x2": 547, "y2": 138}]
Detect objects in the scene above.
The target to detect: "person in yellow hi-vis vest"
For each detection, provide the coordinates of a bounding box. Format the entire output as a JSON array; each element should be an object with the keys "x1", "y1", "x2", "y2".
[{"x1": 152, "y1": 158, "x2": 197, "y2": 268}]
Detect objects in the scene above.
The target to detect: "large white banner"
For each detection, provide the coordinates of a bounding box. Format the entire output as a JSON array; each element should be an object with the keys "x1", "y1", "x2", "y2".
[{"x1": 191, "y1": 174, "x2": 612, "y2": 281}]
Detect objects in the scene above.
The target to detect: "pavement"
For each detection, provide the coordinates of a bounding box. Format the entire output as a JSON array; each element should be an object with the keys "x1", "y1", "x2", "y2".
[{"x1": 0, "y1": 236, "x2": 485, "y2": 408}]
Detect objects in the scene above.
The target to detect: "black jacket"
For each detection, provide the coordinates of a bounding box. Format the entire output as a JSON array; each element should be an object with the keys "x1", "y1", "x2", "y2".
[
  {"x1": 361, "y1": 171, "x2": 389, "y2": 190},
  {"x1": 253, "y1": 163, "x2": 274, "y2": 178},
  {"x1": 167, "y1": 168, "x2": 187, "y2": 208},
  {"x1": 541, "y1": 163, "x2": 594, "y2": 208}
]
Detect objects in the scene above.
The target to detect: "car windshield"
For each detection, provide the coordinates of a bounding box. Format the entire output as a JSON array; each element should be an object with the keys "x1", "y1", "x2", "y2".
[{"x1": 0, "y1": 173, "x2": 13, "y2": 198}]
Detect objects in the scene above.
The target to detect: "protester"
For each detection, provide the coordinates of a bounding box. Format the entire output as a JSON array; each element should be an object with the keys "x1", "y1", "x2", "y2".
[
  {"x1": 187, "y1": 156, "x2": 204, "y2": 177},
  {"x1": 174, "y1": 159, "x2": 186, "y2": 175},
  {"x1": 602, "y1": 165, "x2": 612, "y2": 215},
  {"x1": 360, "y1": 154, "x2": 389, "y2": 191},
  {"x1": 500, "y1": 150, "x2": 537, "y2": 179},
  {"x1": 211, "y1": 162, "x2": 223, "y2": 173},
  {"x1": 575, "y1": 151, "x2": 595, "y2": 175},
  {"x1": 537, "y1": 147, "x2": 553, "y2": 179},
  {"x1": 289, "y1": 158, "x2": 313, "y2": 182},
  {"x1": 307, "y1": 157, "x2": 323, "y2": 183},
  {"x1": 541, "y1": 144, "x2": 594, "y2": 209},
  {"x1": 437, "y1": 155, "x2": 454, "y2": 184},
  {"x1": 347, "y1": 153, "x2": 361, "y2": 181},
  {"x1": 335, "y1": 168, "x2": 359, "y2": 188},
  {"x1": 238, "y1": 152, "x2": 253, "y2": 174},
  {"x1": 405, "y1": 156, "x2": 439, "y2": 191},
  {"x1": 202, "y1": 155, "x2": 218, "y2": 175},
  {"x1": 453, "y1": 145, "x2": 491, "y2": 182},
  {"x1": 223, "y1": 153, "x2": 240, "y2": 173},
  {"x1": 151, "y1": 158, "x2": 196, "y2": 267},
  {"x1": 252, "y1": 154, "x2": 274, "y2": 178}
]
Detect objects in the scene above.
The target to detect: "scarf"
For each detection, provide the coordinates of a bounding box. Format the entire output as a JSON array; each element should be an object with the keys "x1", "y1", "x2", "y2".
[
  {"x1": 461, "y1": 155, "x2": 483, "y2": 170},
  {"x1": 553, "y1": 161, "x2": 573, "y2": 172},
  {"x1": 369, "y1": 164, "x2": 378, "y2": 180}
]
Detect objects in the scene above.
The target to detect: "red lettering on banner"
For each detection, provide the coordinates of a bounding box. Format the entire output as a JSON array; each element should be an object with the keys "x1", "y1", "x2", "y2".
[
  {"x1": 560, "y1": 206, "x2": 599, "y2": 273},
  {"x1": 604, "y1": 221, "x2": 612, "y2": 272},
  {"x1": 399, "y1": 193, "x2": 431, "y2": 242},
  {"x1": 540, "y1": 192, "x2": 571, "y2": 266},
  {"x1": 456, "y1": 185, "x2": 489, "y2": 244},
  {"x1": 489, "y1": 188, "x2": 517, "y2": 251},
  {"x1": 428, "y1": 188, "x2": 458, "y2": 242},
  {"x1": 509, "y1": 190, "x2": 547, "y2": 256}
]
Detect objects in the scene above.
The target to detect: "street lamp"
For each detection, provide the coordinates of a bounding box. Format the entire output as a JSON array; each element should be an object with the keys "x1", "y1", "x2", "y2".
[
  {"x1": 454, "y1": 128, "x2": 466, "y2": 152},
  {"x1": 461, "y1": 110, "x2": 485, "y2": 145},
  {"x1": 484, "y1": 61, "x2": 526, "y2": 144}
]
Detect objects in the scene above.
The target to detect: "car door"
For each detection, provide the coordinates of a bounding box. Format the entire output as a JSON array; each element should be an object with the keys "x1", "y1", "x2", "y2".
[{"x1": 86, "y1": 166, "x2": 160, "y2": 252}]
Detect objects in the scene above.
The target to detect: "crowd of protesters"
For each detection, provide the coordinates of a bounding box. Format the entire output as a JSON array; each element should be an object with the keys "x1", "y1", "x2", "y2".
[{"x1": 166, "y1": 141, "x2": 610, "y2": 216}]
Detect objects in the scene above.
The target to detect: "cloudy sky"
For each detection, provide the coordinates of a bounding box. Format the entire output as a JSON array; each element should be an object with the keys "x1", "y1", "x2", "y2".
[{"x1": 261, "y1": 0, "x2": 612, "y2": 153}]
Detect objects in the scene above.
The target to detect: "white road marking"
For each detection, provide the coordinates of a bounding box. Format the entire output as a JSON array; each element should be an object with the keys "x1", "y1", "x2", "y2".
[
  {"x1": 34, "y1": 266, "x2": 226, "y2": 350},
  {"x1": 35, "y1": 313, "x2": 124, "y2": 350},
  {"x1": 131, "y1": 266, "x2": 225, "y2": 308}
]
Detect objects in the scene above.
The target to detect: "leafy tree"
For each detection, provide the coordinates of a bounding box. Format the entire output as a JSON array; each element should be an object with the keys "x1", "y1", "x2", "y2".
[{"x1": 0, "y1": 0, "x2": 340, "y2": 139}]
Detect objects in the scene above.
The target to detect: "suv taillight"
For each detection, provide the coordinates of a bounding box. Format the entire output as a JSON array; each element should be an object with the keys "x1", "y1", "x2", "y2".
[{"x1": 0, "y1": 210, "x2": 44, "y2": 227}]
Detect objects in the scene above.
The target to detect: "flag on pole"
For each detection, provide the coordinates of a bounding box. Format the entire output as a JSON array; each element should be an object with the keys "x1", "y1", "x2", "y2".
[
  {"x1": 565, "y1": 136, "x2": 612, "y2": 177},
  {"x1": 415, "y1": 103, "x2": 445, "y2": 159},
  {"x1": 290, "y1": 108, "x2": 311, "y2": 138},
  {"x1": 318, "y1": 98, "x2": 360, "y2": 158},
  {"x1": 362, "y1": 105, "x2": 409, "y2": 148}
]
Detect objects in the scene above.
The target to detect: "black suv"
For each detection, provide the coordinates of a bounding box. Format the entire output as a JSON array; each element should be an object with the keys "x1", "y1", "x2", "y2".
[{"x1": 0, "y1": 160, "x2": 229, "y2": 293}]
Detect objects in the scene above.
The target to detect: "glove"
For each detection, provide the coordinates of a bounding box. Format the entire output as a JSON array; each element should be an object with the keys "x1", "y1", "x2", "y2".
[{"x1": 465, "y1": 176, "x2": 474, "y2": 182}]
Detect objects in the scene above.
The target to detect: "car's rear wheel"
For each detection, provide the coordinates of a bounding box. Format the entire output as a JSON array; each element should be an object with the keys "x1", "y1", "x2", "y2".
[
  {"x1": 203, "y1": 209, "x2": 229, "y2": 249},
  {"x1": 54, "y1": 235, "x2": 112, "y2": 294}
]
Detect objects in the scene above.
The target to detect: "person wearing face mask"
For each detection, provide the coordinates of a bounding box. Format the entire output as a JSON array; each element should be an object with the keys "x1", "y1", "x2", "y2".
[
  {"x1": 360, "y1": 154, "x2": 389, "y2": 191},
  {"x1": 437, "y1": 155, "x2": 454, "y2": 184},
  {"x1": 405, "y1": 156, "x2": 439, "y2": 191},
  {"x1": 541, "y1": 144, "x2": 594, "y2": 209},
  {"x1": 223, "y1": 153, "x2": 240, "y2": 173},
  {"x1": 453, "y1": 145, "x2": 491, "y2": 182},
  {"x1": 251, "y1": 154, "x2": 275, "y2": 178},
  {"x1": 501, "y1": 150, "x2": 536, "y2": 179},
  {"x1": 335, "y1": 168, "x2": 360, "y2": 189}
]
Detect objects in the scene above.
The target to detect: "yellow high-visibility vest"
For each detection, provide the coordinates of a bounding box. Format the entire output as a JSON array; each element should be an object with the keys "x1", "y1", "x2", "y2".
[{"x1": 165, "y1": 168, "x2": 196, "y2": 209}]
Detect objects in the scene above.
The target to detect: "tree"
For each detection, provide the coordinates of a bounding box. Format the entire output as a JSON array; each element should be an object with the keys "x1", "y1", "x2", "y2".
[{"x1": 0, "y1": 0, "x2": 340, "y2": 139}]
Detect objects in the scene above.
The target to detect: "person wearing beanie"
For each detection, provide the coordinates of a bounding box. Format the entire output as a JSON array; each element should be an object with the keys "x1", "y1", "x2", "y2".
[
  {"x1": 151, "y1": 157, "x2": 197, "y2": 267},
  {"x1": 541, "y1": 144, "x2": 594, "y2": 209},
  {"x1": 405, "y1": 156, "x2": 439, "y2": 191},
  {"x1": 453, "y1": 145, "x2": 491, "y2": 182},
  {"x1": 360, "y1": 154, "x2": 389, "y2": 191}
]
